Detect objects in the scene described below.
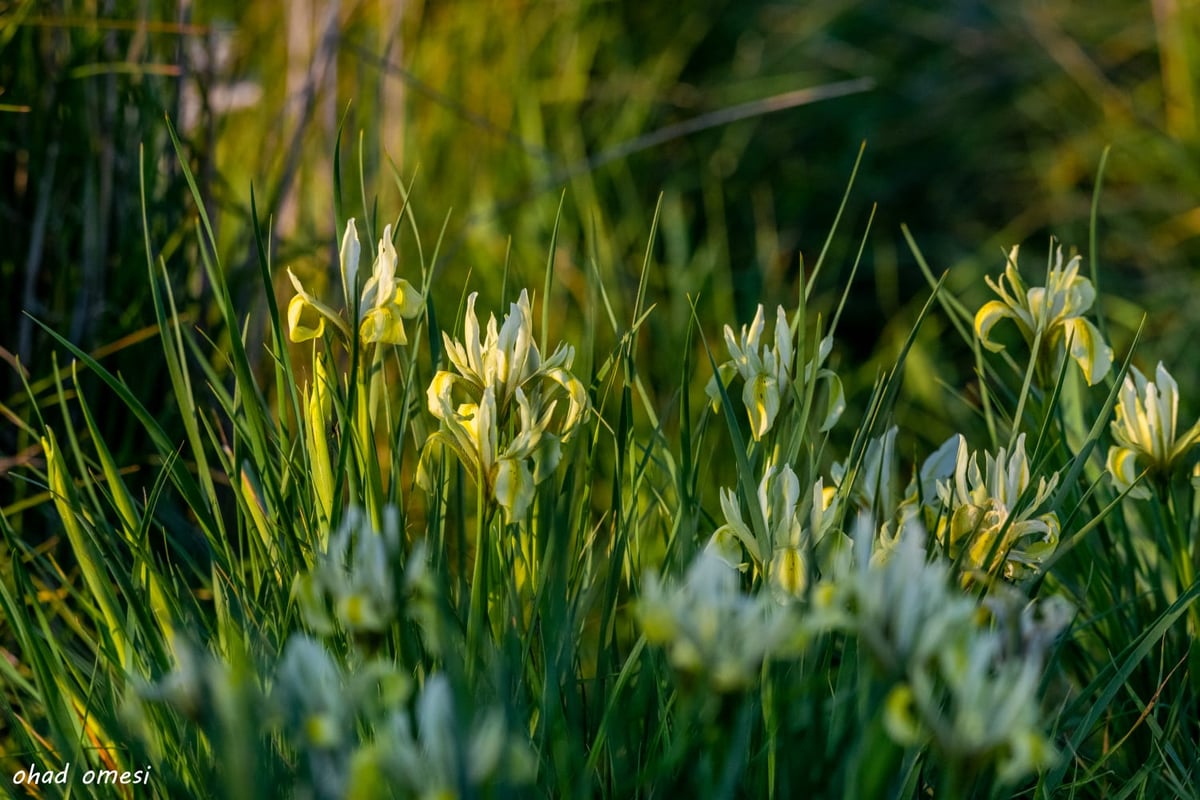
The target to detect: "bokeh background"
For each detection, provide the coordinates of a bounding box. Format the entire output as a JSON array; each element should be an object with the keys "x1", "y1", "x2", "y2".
[{"x1": 2, "y1": 0, "x2": 1198, "y2": 506}]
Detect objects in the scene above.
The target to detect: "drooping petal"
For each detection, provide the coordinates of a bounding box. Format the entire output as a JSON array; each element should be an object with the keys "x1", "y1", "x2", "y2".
[
  {"x1": 426, "y1": 371, "x2": 457, "y2": 419},
  {"x1": 816, "y1": 369, "x2": 845, "y2": 432},
  {"x1": 707, "y1": 527, "x2": 749, "y2": 571},
  {"x1": 288, "y1": 294, "x2": 326, "y2": 342},
  {"x1": 974, "y1": 300, "x2": 1018, "y2": 353},
  {"x1": 705, "y1": 362, "x2": 739, "y2": 411},
  {"x1": 360, "y1": 304, "x2": 409, "y2": 344},
  {"x1": 543, "y1": 366, "x2": 589, "y2": 439},
  {"x1": 287, "y1": 268, "x2": 348, "y2": 342},
  {"x1": 770, "y1": 547, "x2": 806, "y2": 598},
  {"x1": 1063, "y1": 318, "x2": 1112, "y2": 386},
  {"x1": 717, "y1": 487, "x2": 761, "y2": 563},
  {"x1": 1106, "y1": 446, "x2": 1150, "y2": 499},
  {"x1": 494, "y1": 456, "x2": 535, "y2": 521}
]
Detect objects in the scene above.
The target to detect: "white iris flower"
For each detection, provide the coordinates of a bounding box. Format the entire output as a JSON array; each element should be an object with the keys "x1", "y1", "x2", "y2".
[
  {"x1": 287, "y1": 219, "x2": 422, "y2": 346},
  {"x1": 975, "y1": 244, "x2": 1112, "y2": 386},
  {"x1": 706, "y1": 304, "x2": 843, "y2": 441},
  {"x1": 1106, "y1": 362, "x2": 1200, "y2": 499}
]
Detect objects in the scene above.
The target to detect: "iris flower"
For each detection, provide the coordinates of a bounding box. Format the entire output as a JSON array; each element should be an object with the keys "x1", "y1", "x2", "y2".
[
  {"x1": 637, "y1": 551, "x2": 802, "y2": 691},
  {"x1": 427, "y1": 384, "x2": 559, "y2": 521},
  {"x1": 975, "y1": 244, "x2": 1112, "y2": 385},
  {"x1": 1106, "y1": 362, "x2": 1200, "y2": 499},
  {"x1": 937, "y1": 434, "x2": 1059, "y2": 580},
  {"x1": 438, "y1": 290, "x2": 587, "y2": 423},
  {"x1": 425, "y1": 290, "x2": 589, "y2": 521},
  {"x1": 287, "y1": 219, "x2": 422, "y2": 346},
  {"x1": 293, "y1": 507, "x2": 403, "y2": 635},
  {"x1": 708, "y1": 463, "x2": 844, "y2": 599},
  {"x1": 706, "y1": 304, "x2": 843, "y2": 440}
]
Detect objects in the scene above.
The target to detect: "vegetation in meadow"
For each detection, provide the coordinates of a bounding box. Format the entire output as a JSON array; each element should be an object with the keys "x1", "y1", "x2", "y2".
[
  {"x1": 3, "y1": 133, "x2": 1200, "y2": 797},
  {"x1": 4, "y1": 2, "x2": 1200, "y2": 798}
]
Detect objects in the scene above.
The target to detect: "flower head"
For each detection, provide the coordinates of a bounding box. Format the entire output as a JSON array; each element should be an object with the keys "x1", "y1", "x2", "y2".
[
  {"x1": 287, "y1": 219, "x2": 422, "y2": 346},
  {"x1": 1107, "y1": 362, "x2": 1200, "y2": 499},
  {"x1": 424, "y1": 290, "x2": 588, "y2": 522},
  {"x1": 975, "y1": 244, "x2": 1112, "y2": 385},
  {"x1": 706, "y1": 304, "x2": 843, "y2": 440},
  {"x1": 637, "y1": 551, "x2": 802, "y2": 691},
  {"x1": 708, "y1": 463, "x2": 845, "y2": 599},
  {"x1": 294, "y1": 506, "x2": 403, "y2": 634},
  {"x1": 936, "y1": 434, "x2": 1060, "y2": 581}
]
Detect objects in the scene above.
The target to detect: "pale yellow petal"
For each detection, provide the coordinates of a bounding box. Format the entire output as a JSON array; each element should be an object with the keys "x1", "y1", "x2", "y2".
[
  {"x1": 359, "y1": 305, "x2": 408, "y2": 345},
  {"x1": 494, "y1": 457, "x2": 535, "y2": 521},
  {"x1": 743, "y1": 373, "x2": 780, "y2": 441},
  {"x1": 288, "y1": 294, "x2": 326, "y2": 342},
  {"x1": 1064, "y1": 319, "x2": 1112, "y2": 386},
  {"x1": 1106, "y1": 446, "x2": 1150, "y2": 499},
  {"x1": 975, "y1": 301, "x2": 1017, "y2": 352}
]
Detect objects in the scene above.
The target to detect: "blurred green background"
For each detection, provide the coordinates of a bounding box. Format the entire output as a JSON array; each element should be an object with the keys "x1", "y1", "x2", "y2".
[{"x1": 2, "y1": 0, "x2": 1198, "y2": 498}]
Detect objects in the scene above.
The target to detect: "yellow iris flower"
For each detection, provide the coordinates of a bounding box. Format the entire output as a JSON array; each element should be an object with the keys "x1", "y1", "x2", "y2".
[
  {"x1": 708, "y1": 463, "x2": 844, "y2": 599},
  {"x1": 975, "y1": 244, "x2": 1112, "y2": 385},
  {"x1": 1106, "y1": 362, "x2": 1200, "y2": 499},
  {"x1": 424, "y1": 289, "x2": 589, "y2": 522},
  {"x1": 937, "y1": 433, "x2": 1059, "y2": 580},
  {"x1": 706, "y1": 304, "x2": 843, "y2": 441},
  {"x1": 286, "y1": 219, "x2": 422, "y2": 346}
]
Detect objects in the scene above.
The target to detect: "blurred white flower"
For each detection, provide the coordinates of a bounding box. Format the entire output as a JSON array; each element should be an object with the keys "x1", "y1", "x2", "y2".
[
  {"x1": 294, "y1": 507, "x2": 402, "y2": 634},
  {"x1": 274, "y1": 636, "x2": 348, "y2": 750},
  {"x1": 816, "y1": 517, "x2": 1063, "y2": 784},
  {"x1": 910, "y1": 630, "x2": 1058, "y2": 784},
  {"x1": 637, "y1": 551, "x2": 802, "y2": 691},
  {"x1": 354, "y1": 674, "x2": 536, "y2": 798}
]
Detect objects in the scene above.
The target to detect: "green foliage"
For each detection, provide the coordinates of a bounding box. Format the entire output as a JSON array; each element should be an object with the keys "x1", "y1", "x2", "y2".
[
  {"x1": 4, "y1": 131, "x2": 1200, "y2": 797},
  {"x1": 5, "y1": 2, "x2": 1200, "y2": 798}
]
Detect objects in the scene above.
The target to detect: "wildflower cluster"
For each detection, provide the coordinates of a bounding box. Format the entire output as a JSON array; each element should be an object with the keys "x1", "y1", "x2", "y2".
[
  {"x1": 424, "y1": 289, "x2": 589, "y2": 521},
  {"x1": 271, "y1": 638, "x2": 533, "y2": 800},
  {"x1": 29, "y1": 171, "x2": 1200, "y2": 800},
  {"x1": 814, "y1": 521, "x2": 1069, "y2": 785}
]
